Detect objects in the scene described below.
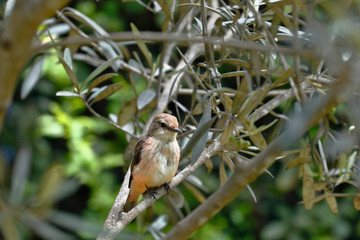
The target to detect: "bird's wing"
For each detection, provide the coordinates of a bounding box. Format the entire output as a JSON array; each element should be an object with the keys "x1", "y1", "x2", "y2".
[{"x1": 128, "y1": 136, "x2": 147, "y2": 188}]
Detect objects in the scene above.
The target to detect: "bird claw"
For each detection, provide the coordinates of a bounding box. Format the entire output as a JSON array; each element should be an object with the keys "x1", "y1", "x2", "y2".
[
  {"x1": 163, "y1": 183, "x2": 171, "y2": 194},
  {"x1": 145, "y1": 185, "x2": 158, "y2": 200}
]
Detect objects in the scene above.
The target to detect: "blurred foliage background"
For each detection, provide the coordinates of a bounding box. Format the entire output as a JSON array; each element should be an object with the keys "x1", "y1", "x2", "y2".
[{"x1": 1, "y1": 0, "x2": 360, "y2": 239}]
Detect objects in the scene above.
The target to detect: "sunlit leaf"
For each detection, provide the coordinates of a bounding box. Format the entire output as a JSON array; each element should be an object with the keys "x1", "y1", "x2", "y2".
[
  {"x1": 56, "y1": 91, "x2": 80, "y2": 97},
  {"x1": 37, "y1": 115, "x2": 66, "y2": 137},
  {"x1": 21, "y1": 56, "x2": 44, "y2": 99}
]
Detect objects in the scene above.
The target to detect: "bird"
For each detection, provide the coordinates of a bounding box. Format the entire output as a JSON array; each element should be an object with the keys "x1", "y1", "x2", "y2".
[{"x1": 123, "y1": 113, "x2": 182, "y2": 212}]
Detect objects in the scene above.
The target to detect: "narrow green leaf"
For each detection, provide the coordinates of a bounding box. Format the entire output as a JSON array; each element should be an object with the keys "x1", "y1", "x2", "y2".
[
  {"x1": 220, "y1": 71, "x2": 246, "y2": 78},
  {"x1": 82, "y1": 55, "x2": 123, "y2": 89},
  {"x1": 9, "y1": 145, "x2": 31, "y2": 204},
  {"x1": 286, "y1": 146, "x2": 311, "y2": 169},
  {"x1": 220, "y1": 121, "x2": 234, "y2": 145},
  {"x1": 90, "y1": 83, "x2": 123, "y2": 104},
  {"x1": 190, "y1": 103, "x2": 213, "y2": 163},
  {"x1": 130, "y1": 23, "x2": 152, "y2": 67},
  {"x1": 176, "y1": 47, "x2": 207, "y2": 91},
  {"x1": 156, "y1": 0, "x2": 173, "y2": 22},
  {"x1": 183, "y1": 182, "x2": 206, "y2": 203},
  {"x1": 56, "y1": 91, "x2": 80, "y2": 97},
  {"x1": 324, "y1": 189, "x2": 338, "y2": 215},
  {"x1": 232, "y1": 77, "x2": 248, "y2": 115},
  {"x1": 238, "y1": 84, "x2": 271, "y2": 118},
  {"x1": 302, "y1": 165, "x2": 315, "y2": 210},
  {"x1": 57, "y1": 56, "x2": 80, "y2": 93},
  {"x1": 178, "y1": 3, "x2": 232, "y2": 20},
  {"x1": 181, "y1": 116, "x2": 217, "y2": 159},
  {"x1": 273, "y1": 68, "x2": 294, "y2": 88},
  {"x1": 1, "y1": 215, "x2": 20, "y2": 240},
  {"x1": 63, "y1": 48, "x2": 73, "y2": 70},
  {"x1": 117, "y1": 97, "x2": 137, "y2": 126},
  {"x1": 240, "y1": 117, "x2": 267, "y2": 150},
  {"x1": 353, "y1": 194, "x2": 360, "y2": 211},
  {"x1": 36, "y1": 164, "x2": 64, "y2": 209},
  {"x1": 219, "y1": 158, "x2": 227, "y2": 186},
  {"x1": 63, "y1": 7, "x2": 108, "y2": 36},
  {"x1": 137, "y1": 89, "x2": 156, "y2": 110},
  {"x1": 87, "y1": 73, "x2": 118, "y2": 96},
  {"x1": 21, "y1": 56, "x2": 44, "y2": 99},
  {"x1": 213, "y1": 114, "x2": 228, "y2": 139}
]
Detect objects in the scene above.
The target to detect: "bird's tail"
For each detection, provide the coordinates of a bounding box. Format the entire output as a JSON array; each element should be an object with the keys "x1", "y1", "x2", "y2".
[
  {"x1": 123, "y1": 200, "x2": 137, "y2": 212},
  {"x1": 123, "y1": 187, "x2": 140, "y2": 212}
]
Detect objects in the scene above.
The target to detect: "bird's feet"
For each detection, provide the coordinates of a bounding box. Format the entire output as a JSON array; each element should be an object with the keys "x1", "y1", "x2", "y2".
[
  {"x1": 163, "y1": 183, "x2": 171, "y2": 194},
  {"x1": 145, "y1": 185, "x2": 158, "y2": 200}
]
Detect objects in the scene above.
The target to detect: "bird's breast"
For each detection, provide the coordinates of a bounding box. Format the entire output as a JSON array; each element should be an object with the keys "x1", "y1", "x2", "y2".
[{"x1": 141, "y1": 138, "x2": 180, "y2": 187}]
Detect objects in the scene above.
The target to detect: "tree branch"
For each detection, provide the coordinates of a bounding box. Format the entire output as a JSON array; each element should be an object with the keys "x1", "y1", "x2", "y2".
[
  {"x1": 0, "y1": 0, "x2": 71, "y2": 133},
  {"x1": 97, "y1": 140, "x2": 222, "y2": 239},
  {"x1": 164, "y1": 59, "x2": 359, "y2": 239}
]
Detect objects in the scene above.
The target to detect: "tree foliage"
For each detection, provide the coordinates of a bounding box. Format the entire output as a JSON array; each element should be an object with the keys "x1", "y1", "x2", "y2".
[{"x1": 1, "y1": 0, "x2": 360, "y2": 239}]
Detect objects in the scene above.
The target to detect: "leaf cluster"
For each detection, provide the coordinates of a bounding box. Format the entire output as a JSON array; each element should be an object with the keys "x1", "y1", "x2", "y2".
[{"x1": 4, "y1": 0, "x2": 360, "y2": 239}]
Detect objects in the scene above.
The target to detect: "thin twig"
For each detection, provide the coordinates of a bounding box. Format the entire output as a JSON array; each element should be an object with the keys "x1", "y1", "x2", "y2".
[{"x1": 82, "y1": 96, "x2": 137, "y2": 138}]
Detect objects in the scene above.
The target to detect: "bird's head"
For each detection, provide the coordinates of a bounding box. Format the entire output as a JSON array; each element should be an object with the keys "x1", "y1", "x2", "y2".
[{"x1": 147, "y1": 113, "x2": 182, "y2": 141}]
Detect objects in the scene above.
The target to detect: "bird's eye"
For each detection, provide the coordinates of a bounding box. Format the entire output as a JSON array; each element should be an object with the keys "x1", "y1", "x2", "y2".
[{"x1": 160, "y1": 122, "x2": 167, "y2": 128}]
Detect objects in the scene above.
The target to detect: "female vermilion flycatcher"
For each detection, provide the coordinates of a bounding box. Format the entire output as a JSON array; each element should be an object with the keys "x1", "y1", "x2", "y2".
[{"x1": 123, "y1": 113, "x2": 182, "y2": 212}]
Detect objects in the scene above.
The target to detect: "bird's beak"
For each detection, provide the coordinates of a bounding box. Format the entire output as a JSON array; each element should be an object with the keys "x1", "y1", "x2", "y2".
[{"x1": 170, "y1": 127, "x2": 183, "y2": 133}]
